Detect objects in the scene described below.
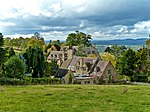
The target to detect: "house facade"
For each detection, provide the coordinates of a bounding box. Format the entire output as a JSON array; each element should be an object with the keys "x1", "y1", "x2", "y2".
[{"x1": 50, "y1": 46, "x2": 117, "y2": 84}]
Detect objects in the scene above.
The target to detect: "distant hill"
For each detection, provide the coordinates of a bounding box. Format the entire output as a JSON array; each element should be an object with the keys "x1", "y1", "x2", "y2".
[{"x1": 92, "y1": 38, "x2": 148, "y2": 45}]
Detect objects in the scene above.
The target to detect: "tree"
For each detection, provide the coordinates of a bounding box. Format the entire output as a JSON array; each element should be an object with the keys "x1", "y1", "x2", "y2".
[
  {"x1": 135, "y1": 47, "x2": 147, "y2": 73},
  {"x1": 101, "y1": 52, "x2": 116, "y2": 67},
  {"x1": 0, "y1": 33, "x2": 6, "y2": 66},
  {"x1": 34, "y1": 32, "x2": 41, "y2": 40},
  {"x1": 23, "y1": 46, "x2": 35, "y2": 73},
  {"x1": 8, "y1": 47, "x2": 15, "y2": 57},
  {"x1": 105, "y1": 45, "x2": 127, "y2": 59},
  {"x1": 4, "y1": 56, "x2": 26, "y2": 79},
  {"x1": 49, "y1": 60, "x2": 58, "y2": 76},
  {"x1": 66, "y1": 33, "x2": 77, "y2": 46},
  {"x1": 79, "y1": 32, "x2": 92, "y2": 47},
  {"x1": 118, "y1": 48, "x2": 137, "y2": 81},
  {"x1": 66, "y1": 31, "x2": 92, "y2": 47},
  {"x1": 32, "y1": 46, "x2": 45, "y2": 78},
  {"x1": 23, "y1": 46, "x2": 45, "y2": 78}
]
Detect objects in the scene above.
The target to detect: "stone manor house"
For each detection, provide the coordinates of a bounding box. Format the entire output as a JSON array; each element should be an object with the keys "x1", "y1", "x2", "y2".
[{"x1": 47, "y1": 46, "x2": 117, "y2": 84}]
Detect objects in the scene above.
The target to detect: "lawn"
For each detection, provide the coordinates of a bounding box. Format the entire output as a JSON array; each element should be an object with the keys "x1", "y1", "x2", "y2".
[{"x1": 0, "y1": 85, "x2": 150, "y2": 112}]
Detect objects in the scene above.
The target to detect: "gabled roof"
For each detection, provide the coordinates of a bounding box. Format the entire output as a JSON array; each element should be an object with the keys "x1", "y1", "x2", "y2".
[
  {"x1": 60, "y1": 59, "x2": 72, "y2": 69},
  {"x1": 97, "y1": 61, "x2": 110, "y2": 72},
  {"x1": 55, "y1": 68, "x2": 68, "y2": 78},
  {"x1": 69, "y1": 56, "x2": 97, "y2": 67},
  {"x1": 69, "y1": 56, "x2": 79, "y2": 67}
]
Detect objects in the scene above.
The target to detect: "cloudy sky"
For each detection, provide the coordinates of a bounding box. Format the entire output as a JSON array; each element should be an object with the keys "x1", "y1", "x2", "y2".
[{"x1": 1, "y1": 0, "x2": 150, "y2": 40}]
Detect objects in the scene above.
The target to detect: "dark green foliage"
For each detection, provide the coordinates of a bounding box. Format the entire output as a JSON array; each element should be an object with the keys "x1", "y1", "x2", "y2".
[
  {"x1": 44, "y1": 40, "x2": 61, "y2": 53},
  {"x1": 0, "y1": 33, "x2": 6, "y2": 66},
  {"x1": 44, "y1": 61, "x2": 52, "y2": 77},
  {"x1": 118, "y1": 48, "x2": 137, "y2": 80},
  {"x1": 8, "y1": 47, "x2": 15, "y2": 57},
  {"x1": 66, "y1": 31, "x2": 92, "y2": 47},
  {"x1": 23, "y1": 46, "x2": 35, "y2": 73},
  {"x1": 0, "y1": 77, "x2": 60, "y2": 85},
  {"x1": 105, "y1": 45, "x2": 127, "y2": 59},
  {"x1": 32, "y1": 46, "x2": 45, "y2": 78},
  {"x1": 135, "y1": 47, "x2": 147, "y2": 73},
  {"x1": 75, "y1": 46, "x2": 87, "y2": 57},
  {"x1": 66, "y1": 33, "x2": 77, "y2": 46},
  {"x1": 49, "y1": 60, "x2": 58, "y2": 76},
  {"x1": 0, "y1": 33, "x2": 4, "y2": 46},
  {"x1": 4, "y1": 56, "x2": 26, "y2": 79},
  {"x1": 23, "y1": 46, "x2": 45, "y2": 78}
]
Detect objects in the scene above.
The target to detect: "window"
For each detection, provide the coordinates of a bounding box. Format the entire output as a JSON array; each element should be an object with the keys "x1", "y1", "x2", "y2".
[
  {"x1": 82, "y1": 67, "x2": 86, "y2": 71},
  {"x1": 92, "y1": 51, "x2": 95, "y2": 54},
  {"x1": 108, "y1": 70, "x2": 111, "y2": 74},
  {"x1": 76, "y1": 66, "x2": 79, "y2": 70},
  {"x1": 96, "y1": 67, "x2": 100, "y2": 72}
]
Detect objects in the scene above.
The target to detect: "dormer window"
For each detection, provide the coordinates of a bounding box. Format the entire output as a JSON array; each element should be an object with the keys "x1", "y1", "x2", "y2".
[
  {"x1": 96, "y1": 67, "x2": 100, "y2": 72},
  {"x1": 108, "y1": 70, "x2": 111, "y2": 74},
  {"x1": 92, "y1": 51, "x2": 95, "y2": 54},
  {"x1": 82, "y1": 67, "x2": 86, "y2": 71},
  {"x1": 76, "y1": 66, "x2": 79, "y2": 70}
]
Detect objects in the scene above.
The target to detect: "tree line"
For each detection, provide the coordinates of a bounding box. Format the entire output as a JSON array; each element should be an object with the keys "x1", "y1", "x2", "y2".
[
  {"x1": 0, "y1": 31, "x2": 92, "y2": 83},
  {"x1": 104, "y1": 45, "x2": 150, "y2": 82},
  {"x1": 1, "y1": 30, "x2": 150, "y2": 83}
]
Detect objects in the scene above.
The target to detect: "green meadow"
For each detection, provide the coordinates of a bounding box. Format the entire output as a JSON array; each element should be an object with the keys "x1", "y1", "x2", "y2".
[{"x1": 0, "y1": 85, "x2": 150, "y2": 112}]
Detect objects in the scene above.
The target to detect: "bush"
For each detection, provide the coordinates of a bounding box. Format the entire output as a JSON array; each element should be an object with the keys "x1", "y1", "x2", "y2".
[
  {"x1": 4, "y1": 56, "x2": 26, "y2": 79},
  {"x1": 0, "y1": 77, "x2": 61, "y2": 85},
  {"x1": 0, "y1": 78, "x2": 24, "y2": 85}
]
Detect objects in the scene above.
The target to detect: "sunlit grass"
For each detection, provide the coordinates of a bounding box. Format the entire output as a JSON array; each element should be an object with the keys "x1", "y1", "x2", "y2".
[{"x1": 0, "y1": 85, "x2": 150, "y2": 112}]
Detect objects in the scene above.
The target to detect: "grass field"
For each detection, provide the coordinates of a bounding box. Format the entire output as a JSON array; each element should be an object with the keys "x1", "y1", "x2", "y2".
[{"x1": 0, "y1": 85, "x2": 150, "y2": 112}]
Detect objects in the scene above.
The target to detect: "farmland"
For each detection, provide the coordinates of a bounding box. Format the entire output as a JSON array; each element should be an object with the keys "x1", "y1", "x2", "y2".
[{"x1": 0, "y1": 85, "x2": 150, "y2": 112}]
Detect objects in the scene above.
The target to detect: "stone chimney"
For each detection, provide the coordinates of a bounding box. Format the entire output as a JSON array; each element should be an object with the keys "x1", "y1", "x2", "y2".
[
  {"x1": 67, "y1": 49, "x2": 74, "y2": 60},
  {"x1": 79, "y1": 57, "x2": 84, "y2": 75}
]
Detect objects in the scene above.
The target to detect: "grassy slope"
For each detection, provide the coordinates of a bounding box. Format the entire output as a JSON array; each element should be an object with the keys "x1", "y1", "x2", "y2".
[{"x1": 0, "y1": 85, "x2": 150, "y2": 112}]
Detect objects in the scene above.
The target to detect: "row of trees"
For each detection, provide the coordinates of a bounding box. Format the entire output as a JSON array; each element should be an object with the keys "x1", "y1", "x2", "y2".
[
  {"x1": 0, "y1": 31, "x2": 92, "y2": 81},
  {"x1": 0, "y1": 32, "x2": 59, "y2": 80},
  {"x1": 104, "y1": 45, "x2": 149, "y2": 82}
]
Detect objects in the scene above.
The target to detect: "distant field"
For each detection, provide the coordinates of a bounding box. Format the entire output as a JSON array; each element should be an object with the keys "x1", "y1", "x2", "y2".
[
  {"x1": 0, "y1": 85, "x2": 150, "y2": 112},
  {"x1": 96, "y1": 45, "x2": 145, "y2": 53}
]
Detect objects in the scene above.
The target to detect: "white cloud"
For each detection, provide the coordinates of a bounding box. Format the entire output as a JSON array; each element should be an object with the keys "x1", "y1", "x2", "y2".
[
  {"x1": 1, "y1": 0, "x2": 150, "y2": 40},
  {"x1": 131, "y1": 21, "x2": 150, "y2": 34}
]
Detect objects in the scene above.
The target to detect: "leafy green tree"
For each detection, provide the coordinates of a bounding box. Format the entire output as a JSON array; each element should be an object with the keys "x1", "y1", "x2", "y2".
[
  {"x1": 66, "y1": 31, "x2": 92, "y2": 47},
  {"x1": 135, "y1": 47, "x2": 147, "y2": 73},
  {"x1": 32, "y1": 46, "x2": 45, "y2": 78},
  {"x1": 77, "y1": 31, "x2": 92, "y2": 47},
  {"x1": 23, "y1": 46, "x2": 35, "y2": 73},
  {"x1": 8, "y1": 47, "x2": 15, "y2": 57},
  {"x1": 118, "y1": 48, "x2": 137, "y2": 81},
  {"x1": 23, "y1": 46, "x2": 45, "y2": 78},
  {"x1": 101, "y1": 52, "x2": 116, "y2": 67},
  {"x1": 4, "y1": 37, "x2": 11, "y2": 46},
  {"x1": 75, "y1": 46, "x2": 86, "y2": 57},
  {"x1": 105, "y1": 45, "x2": 127, "y2": 59},
  {"x1": 4, "y1": 56, "x2": 26, "y2": 79},
  {"x1": 34, "y1": 32, "x2": 42, "y2": 40},
  {"x1": 0, "y1": 33, "x2": 6, "y2": 66},
  {"x1": 66, "y1": 33, "x2": 77, "y2": 46},
  {"x1": 49, "y1": 60, "x2": 58, "y2": 76}
]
